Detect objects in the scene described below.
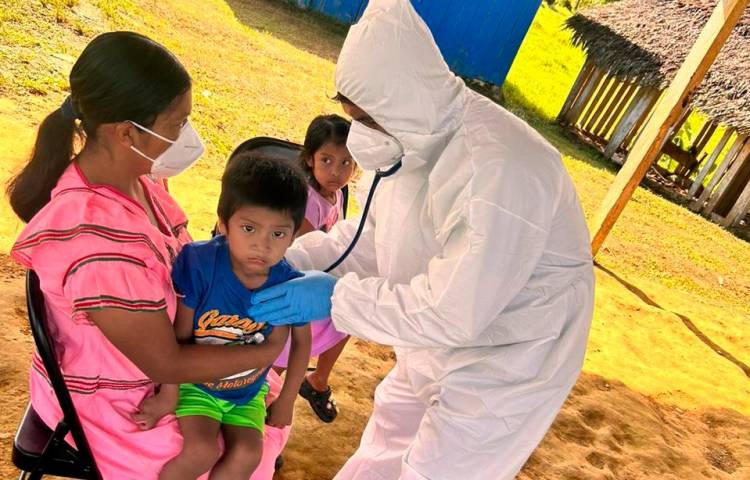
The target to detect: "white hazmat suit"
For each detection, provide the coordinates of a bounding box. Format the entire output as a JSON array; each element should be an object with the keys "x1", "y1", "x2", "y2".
[{"x1": 285, "y1": 0, "x2": 595, "y2": 478}]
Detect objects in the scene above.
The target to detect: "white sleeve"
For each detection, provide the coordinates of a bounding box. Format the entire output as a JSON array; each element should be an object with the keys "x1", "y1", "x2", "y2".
[
  {"x1": 330, "y1": 168, "x2": 555, "y2": 348},
  {"x1": 285, "y1": 210, "x2": 379, "y2": 278}
]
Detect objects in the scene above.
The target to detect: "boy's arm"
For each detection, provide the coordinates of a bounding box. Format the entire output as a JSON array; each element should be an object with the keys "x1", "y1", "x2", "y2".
[{"x1": 267, "y1": 324, "x2": 311, "y2": 427}]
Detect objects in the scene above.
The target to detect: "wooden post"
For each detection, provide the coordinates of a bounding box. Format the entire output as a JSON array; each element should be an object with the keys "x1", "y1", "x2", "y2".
[
  {"x1": 584, "y1": 77, "x2": 618, "y2": 135},
  {"x1": 592, "y1": 77, "x2": 625, "y2": 137},
  {"x1": 622, "y1": 89, "x2": 663, "y2": 148},
  {"x1": 597, "y1": 81, "x2": 638, "y2": 139},
  {"x1": 558, "y1": 59, "x2": 594, "y2": 123},
  {"x1": 692, "y1": 119, "x2": 718, "y2": 154},
  {"x1": 722, "y1": 178, "x2": 750, "y2": 227},
  {"x1": 691, "y1": 133, "x2": 748, "y2": 211},
  {"x1": 603, "y1": 87, "x2": 657, "y2": 160},
  {"x1": 703, "y1": 140, "x2": 750, "y2": 214},
  {"x1": 703, "y1": 139, "x2": 750, "y2": 215},
  {"x1": 664, "y1": 107, "x2": 692, "y2": 147},
  {"x1": 657, "y1": 107, "x2": 693, "y2": 172},
  {"x1": 590, "y1": 0, "x2": 750, "y2": 256},
  {"x1": 582, "y1": 75, "x2": 616, "y2": 133},
  {"x1": 564, "y1": 67, "x2": 604, "y2": 126},
  {"x1": 688, "y1": 127, "x2": 735, "y2": 197}
]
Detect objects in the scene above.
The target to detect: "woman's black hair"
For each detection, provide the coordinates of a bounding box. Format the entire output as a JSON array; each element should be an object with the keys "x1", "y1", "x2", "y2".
[
  {"x1": 218, "y1": 152, "x2": 308, "y2": 232},
  {"x1": 7, "y1": 31, "x2": 191, "y2": 222},
  {"x1": 299, "y1": 114, "x2": 351, "y2": 191}
]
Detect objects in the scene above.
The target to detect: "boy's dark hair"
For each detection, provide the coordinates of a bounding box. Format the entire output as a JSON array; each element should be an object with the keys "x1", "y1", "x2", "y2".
[
  {"x1": 218, "y1": 152, "x2": 308, "y2": 231},
  {"x1": 300, "y1": 114, "x2": 351, "y2": 191}
]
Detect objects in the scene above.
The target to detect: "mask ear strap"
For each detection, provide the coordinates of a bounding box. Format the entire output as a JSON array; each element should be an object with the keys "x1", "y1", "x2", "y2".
[
  {"x1": 130, "y1": 145, "x2": 156, "y2": 163},
  {"x1": 128, "y1": 120, "x2": 176, "y2": 144}
]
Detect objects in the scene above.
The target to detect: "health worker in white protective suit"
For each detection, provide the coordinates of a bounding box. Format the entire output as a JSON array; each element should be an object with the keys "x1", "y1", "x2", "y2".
[{"x1": 247, "y1": 0, "x2": 595, "y2": 478}]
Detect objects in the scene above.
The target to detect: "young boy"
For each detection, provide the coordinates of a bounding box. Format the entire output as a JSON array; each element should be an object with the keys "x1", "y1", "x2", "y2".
[{"x1": 134, "y1": 153, "x2": 312, "y2": 479}]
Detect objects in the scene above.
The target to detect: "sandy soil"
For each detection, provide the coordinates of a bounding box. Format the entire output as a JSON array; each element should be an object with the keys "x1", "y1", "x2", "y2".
[{"x1": 1, "y1": 258, "x2": 748, "y2": 479}]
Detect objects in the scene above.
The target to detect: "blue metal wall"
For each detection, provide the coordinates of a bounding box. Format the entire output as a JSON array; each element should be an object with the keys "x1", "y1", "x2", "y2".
[{"x1": 296, "y1": 0, "x2": 541, "y2": 86}]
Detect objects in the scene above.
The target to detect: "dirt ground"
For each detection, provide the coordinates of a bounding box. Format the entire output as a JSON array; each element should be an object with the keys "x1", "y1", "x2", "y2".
[{"x1": 1, "y1": 261, "x2": 748, "y2": 479}]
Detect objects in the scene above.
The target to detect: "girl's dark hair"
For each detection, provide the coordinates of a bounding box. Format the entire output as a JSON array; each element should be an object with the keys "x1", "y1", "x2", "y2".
[
  {"x1": 299, "y1": 114, "x2": 351, "y2": 191},
  {"x1": 7, "y1": 31, "x2": 191, "y2": 222},
  {"x1": 218, "y1": 152, "x2": 308, "y2": 231}
]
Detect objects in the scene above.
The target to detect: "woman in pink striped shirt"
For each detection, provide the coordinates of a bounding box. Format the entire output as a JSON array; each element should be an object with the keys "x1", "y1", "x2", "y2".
[{"x1": 9, "y1": 31, "x2": 290, "y2": 479}]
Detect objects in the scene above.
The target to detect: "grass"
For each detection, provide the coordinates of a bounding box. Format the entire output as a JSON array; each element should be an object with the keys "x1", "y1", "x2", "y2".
[
  {"x1": 0, "y1": 0, "x2": 748, "y2": 420},
  {"x1": 503, "y1": 4, "x2": 750, "y2": 411}
]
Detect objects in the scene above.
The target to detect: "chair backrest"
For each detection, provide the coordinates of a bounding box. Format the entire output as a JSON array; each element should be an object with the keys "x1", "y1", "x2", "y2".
[
  {"x1": 26, "y1": 270, "x2": 100, "y2": 477},
  {"x1": 229, "y1": 136, "x2": 349, "y2": 220}
]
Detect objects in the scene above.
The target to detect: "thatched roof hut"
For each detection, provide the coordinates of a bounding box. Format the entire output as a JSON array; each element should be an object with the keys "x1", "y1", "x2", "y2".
[
  {"x1": 566, "y1": 0, "x2": 750, "y2": 134},
  {"x1": 558, "y1": 0, "x2": 750, "y2": 230}
]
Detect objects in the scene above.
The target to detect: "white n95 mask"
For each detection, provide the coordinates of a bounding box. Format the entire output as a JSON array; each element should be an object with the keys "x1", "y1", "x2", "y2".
[
  {"x1": 346, "y1": 120, "x2": 404, "y2": 172},
  {"x1": 129, "y1": 120, "x2": 205, "y2": 178}
]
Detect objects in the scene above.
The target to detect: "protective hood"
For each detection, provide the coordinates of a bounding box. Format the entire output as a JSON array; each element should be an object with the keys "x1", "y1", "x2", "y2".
[{"x1": 335, "y1": 0, "x2": 468, "y2": 170}]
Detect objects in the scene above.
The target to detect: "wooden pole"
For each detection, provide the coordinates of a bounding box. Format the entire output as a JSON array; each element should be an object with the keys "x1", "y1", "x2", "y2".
[
  {"x1": 723, "y1": 178, "x2": 750, "y2": 227},
  {"x1": 564, "y1": 67, "x2": 604, "y2": 126},
  {"x1": 603, "y1": 87, "x2": 657, "y2": 160},
  {"x1": 597, "y1": 81, "x2": 638, "y2": 139},
  {"x1": 590, "y1": 0, "x2": 750, "y2": 256},
  {"x1": 692, "y1": 119, "x2": 718, "y2": 154},
  {"x1": 688, "y1": 127, "x2": 735, "y2": 197},
  {"x1": 658, "y1": 107, "x2": 693, "y2": 172},
  {"x1": 584, "y1": 75, "x2": 619, "y2": 134},
  {"x1": 558, "y1": 59, "x2": 594, "y2": 123},
  {"x1": 622, "y1": 89, "x2": 662, "y2": 149},
  {"x1": 592, "y1": 77, "x2": 625, "y2": 137},
  {"x1": 691, "y1": 134, "x2": 748, "y2": 211},
  {"x1": 703, "y1": 140, "x2": 750, "y2": 215},
  {"x1": 582, "y1": 75, "x2": 616, "y2": 132}
]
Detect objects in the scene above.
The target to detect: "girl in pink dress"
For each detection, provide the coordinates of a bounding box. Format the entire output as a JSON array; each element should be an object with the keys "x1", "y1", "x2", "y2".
[
  {"x1": 273, "y1": 114, "x2": 355, "y2": 423},
  {"x1": 9, "y1": 31, "x2": 291, "y2": 479}
]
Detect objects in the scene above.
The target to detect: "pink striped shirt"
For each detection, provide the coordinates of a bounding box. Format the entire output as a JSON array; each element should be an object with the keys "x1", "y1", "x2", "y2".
[{"x1": 12, "y1": 163, "x2": 289, "y2": 479}]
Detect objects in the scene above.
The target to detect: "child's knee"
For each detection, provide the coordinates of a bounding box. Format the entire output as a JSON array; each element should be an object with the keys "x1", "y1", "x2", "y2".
[
  {"x1": 181, "y1": 437, "x2": 221, "y2": 471},
  {"x1": 224, "y1": 438, "x2": 263, "y2": 473}
]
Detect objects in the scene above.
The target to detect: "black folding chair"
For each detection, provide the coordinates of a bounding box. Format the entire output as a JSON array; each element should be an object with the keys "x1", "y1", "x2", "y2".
[
  {"x1": 12, "y1": 270, "x2": 101, "y2": 480},
  {"x1": 229, "y1": 136, "x2": 349, "y2": 220}
]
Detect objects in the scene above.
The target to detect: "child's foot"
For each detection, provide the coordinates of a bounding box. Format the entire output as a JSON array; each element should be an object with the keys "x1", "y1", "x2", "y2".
[
  {"x1": 132, "y1": 394, "x2": 175, "y2": 430},
  {"x1": 299, "y1": 374, "x2": 337, "y2": 423}
]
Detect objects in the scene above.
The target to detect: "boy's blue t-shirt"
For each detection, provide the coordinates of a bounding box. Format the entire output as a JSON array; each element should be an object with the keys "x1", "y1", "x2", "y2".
[{"x1": 171, "y1": 235, "x2": 301, "y2": 405}]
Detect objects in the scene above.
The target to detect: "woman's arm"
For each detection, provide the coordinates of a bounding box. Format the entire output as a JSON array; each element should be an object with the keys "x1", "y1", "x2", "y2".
[
  {"x1": 174, "y1": 300, "x2": 195, "y2": 343},
  {"x1": 89, "y1": 308, "x2": 289, "y2": 384}
]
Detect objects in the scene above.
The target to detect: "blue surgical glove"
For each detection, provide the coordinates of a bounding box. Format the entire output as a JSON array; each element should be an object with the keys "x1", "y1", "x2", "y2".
[{"x1": 247, "y1": 270, "x2": 338, "y2": 326}]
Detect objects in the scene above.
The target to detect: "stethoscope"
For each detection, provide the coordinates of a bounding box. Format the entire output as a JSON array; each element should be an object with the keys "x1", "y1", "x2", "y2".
[{"x1": 324, "y1": 159, "x2": 403, "y2": 272}]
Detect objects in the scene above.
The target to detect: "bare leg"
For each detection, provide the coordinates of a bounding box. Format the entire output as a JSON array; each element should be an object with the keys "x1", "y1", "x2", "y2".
[
  {"x1": 160, "y1": 416, "x2": 221, "y2": 480},
  {"x1": 307, "y1": 336, "x2": 350, "y2": 391},
  {"x1": 209, "y1": 424, "x2": 264, "y2": 480}
]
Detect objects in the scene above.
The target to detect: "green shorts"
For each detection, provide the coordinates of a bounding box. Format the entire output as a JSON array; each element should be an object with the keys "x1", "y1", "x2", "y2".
[{"x1": 175, "y1": 383, "x2": 269, "y2": 432}]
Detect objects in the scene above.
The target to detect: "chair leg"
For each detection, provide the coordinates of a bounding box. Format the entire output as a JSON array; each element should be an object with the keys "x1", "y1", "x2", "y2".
[
  {"x1": 17, "y1": 471, "x2": 36, "y2": 480},
  {"x1": 27, "y1": 470, "x2": 43, "y2": 480}
]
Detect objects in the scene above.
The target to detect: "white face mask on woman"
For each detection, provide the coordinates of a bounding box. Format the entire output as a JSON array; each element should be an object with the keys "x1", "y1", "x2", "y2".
[
  {"x1": 129, "y1": 120, "x2": 205, "y2": 178},
  {"x1": 346, "y1": 120, "x2": 404, "y2": 172}
]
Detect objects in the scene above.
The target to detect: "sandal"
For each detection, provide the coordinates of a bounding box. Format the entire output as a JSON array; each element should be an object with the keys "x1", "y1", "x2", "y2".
[{"x1": 299, "y1": 376, "x2": 338, "y2": 423}]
